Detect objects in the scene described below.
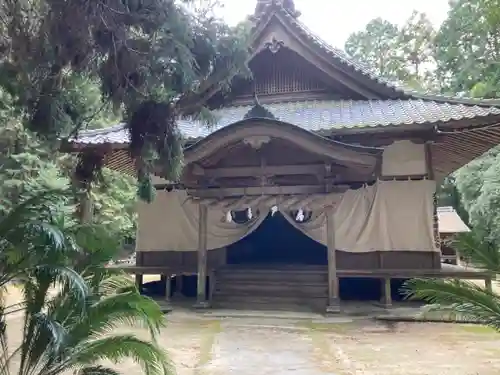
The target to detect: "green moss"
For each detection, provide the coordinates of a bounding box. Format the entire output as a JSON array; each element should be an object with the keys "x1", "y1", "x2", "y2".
[
  {"x1": 197, "y1": 320, "x2": 222, "y2": 367},
  {"x1": 296, "y1": 320, "x2": 356, "y2": 333},
  {"x1": 458, "y1": 324, "x2": 497, "y2": 334}
]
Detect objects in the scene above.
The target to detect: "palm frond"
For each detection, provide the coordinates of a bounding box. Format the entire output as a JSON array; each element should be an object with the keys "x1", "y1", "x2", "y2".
[
  {"x1": 451, "y1": 232, "x2": 500, "y2": 272},
  {"x1": 403, "y1": 278, "x2": 500, "y2": 329},
  {"x1": 75, "y1": 365, "x2": 121, "y2": 375},
  {"x1": 1, "y1": 192, "x2": 170, "y2": 375},
  {"x1": 61, "y1": 286, "x2": 165, "y2": 345},
  {"x1": 63, "y1": 335, "x2": 170, "y2": 375}
]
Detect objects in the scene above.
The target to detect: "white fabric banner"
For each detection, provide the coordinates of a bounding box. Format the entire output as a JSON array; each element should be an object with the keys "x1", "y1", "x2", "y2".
[{"x1": 137, "y1": 180, "x2": 438, "y2": 253}]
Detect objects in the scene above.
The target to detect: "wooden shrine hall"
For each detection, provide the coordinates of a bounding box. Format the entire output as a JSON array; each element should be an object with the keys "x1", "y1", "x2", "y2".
[{"x1": 67, "y1": 0, "x2": 500, "y2": 312}]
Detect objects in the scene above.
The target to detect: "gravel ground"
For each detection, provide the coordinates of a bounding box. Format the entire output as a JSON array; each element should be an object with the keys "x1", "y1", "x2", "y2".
[{"x1": 6, "y1": 306, "x2": 500, "y2": 375}]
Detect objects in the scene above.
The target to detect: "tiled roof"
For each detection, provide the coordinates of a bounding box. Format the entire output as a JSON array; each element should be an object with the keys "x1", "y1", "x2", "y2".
[
  {"x1": 71, "y1": 124, "x2": 130, "y2": 145},
  {"x1": 437, "y1": 206, "x2": 470, "y2": 233},
  {"x1": 70, "y1": 99, "x2": 500, "y2": 145}
]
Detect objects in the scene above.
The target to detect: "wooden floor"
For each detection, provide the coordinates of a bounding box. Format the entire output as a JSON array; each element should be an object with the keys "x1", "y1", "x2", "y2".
[
  {"x1": 115, "y1": 262, "x2": 492, "y2": 280},
  {"x1": 115, "y1": 262, "x2": 493, "y2": 312}
]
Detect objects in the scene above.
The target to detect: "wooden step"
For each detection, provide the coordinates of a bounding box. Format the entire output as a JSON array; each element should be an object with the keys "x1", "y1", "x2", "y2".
[
  {"x1": 212, "y1": 294, "x2": 326, "y2": 311},
  {"x1": 215, "y1": 283, "x2": 327, "y2": 296},
  {"x1": 216, "y1": 270, "x2": 327, "y2": 283},
  {"x1": 215, "y1": 289, "x2": 327, "y2": 299},
  {"x1": 212, "y1": 265, "x2": 329, "y2": 311}
]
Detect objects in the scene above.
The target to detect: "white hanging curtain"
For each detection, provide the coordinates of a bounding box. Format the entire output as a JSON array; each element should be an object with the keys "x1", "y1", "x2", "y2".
[
  {"x1": 281, "y1": 180, "x2": 438, "y2": 252},
  {"x1": 136, "y1": 180, "x2": 437, "y2": 253},
  {"x1": 136, "y1": 190, "x2": 266, "y2": 251}
]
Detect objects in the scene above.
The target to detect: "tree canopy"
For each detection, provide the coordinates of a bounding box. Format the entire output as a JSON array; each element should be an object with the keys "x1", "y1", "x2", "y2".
[
  {"x1": 0, "y1": 0, "x2": 251, "y2": 184},
  {"x1": 345, "y1": 11, "x2": 437, "y2": 91},
  {"x1": 0, "y1": 0, "x2": 253, "y2": 242}
]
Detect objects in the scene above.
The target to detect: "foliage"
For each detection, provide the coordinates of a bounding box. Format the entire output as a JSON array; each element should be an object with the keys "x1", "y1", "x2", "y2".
[
  {"x1": 0, "y1": 89, "x2": 137, "y2": 241},
  {"x1": 434, "y1": 0, "x2": 500, "y2": 97},
  {"x1": 0, "y1": 0, "x2": 251, "y2": 183},
  {"x1": 344, "y1": 12, "x2": 437, "y2": 91},
  {"x1": 0, "y1": 191, "x2": 170, "y2": 375},
  {"x1": 403, "y1": 231, "x2": 500, "y2": 329},
  {"x1": 454, "y1": 147, "x2": 500, "y2": 244},
  {"x1": 344, "y1": 18, "x2": 402, "y2": 82}
]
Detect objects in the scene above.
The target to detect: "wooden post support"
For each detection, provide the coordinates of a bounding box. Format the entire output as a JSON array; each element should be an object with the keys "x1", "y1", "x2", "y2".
[
  {"x1": 135, "y1": 274, "x2": 143, "y2": 292},
  {"x1": 176, "y1": 274, "x2": 184, "y2": 296},
  {"x1": 326, "y1": 207, "x2": 340, "y2": 313},
  {"x1": 78, "y1": 189, "x2": 93, "y2": 224},
  {"x1": 380, "y1": 277, "x2": 392, "y2": 308},
  {"x1": 485, "y1": 276, "x2": 493, "y2": 293},
  {"x1": 194, "y1": 203, "x2": 210, "y2": 308},
  {"x1": 208, "y1": 270, "x2": 216, "y2": 304},
  {"x1": 165, "y1": 274, "x2": 172, "y2": 303}
]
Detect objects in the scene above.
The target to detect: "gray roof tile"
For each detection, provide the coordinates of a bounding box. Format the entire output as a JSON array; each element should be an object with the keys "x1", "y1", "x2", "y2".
[{"x1": 71, "y1": 99, "x2": 500, "y2": 145}]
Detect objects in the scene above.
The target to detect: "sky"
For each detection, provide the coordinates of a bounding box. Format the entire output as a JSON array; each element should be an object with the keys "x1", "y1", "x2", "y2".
[{"x1": 215, "y1": 0, "x2": 451, "y2": 49}]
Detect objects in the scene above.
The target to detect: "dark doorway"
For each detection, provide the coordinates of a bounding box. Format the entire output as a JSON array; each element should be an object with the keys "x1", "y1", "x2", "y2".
[{"x1": 227, "y1": 212, "x2": 327, "y2": 265}]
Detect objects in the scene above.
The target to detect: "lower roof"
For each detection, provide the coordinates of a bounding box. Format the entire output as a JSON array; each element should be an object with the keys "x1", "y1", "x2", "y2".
[{"x1": 70, "y1": 99, "x2": 500, "y2": 146}]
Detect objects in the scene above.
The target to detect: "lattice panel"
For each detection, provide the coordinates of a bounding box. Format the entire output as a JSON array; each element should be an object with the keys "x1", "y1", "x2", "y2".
[
  {"x1": 234, "y1": 49, "x2": 330, "y2": 98},
  {"x1": 254, "y1": 56, "x2": 327, "y2": 95}
]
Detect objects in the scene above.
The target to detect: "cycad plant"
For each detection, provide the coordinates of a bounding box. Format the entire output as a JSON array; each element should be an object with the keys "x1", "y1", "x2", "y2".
[
  {"x1": 0, "y1": 191, "x2": 171, "y2": 375},
  {"x1": 403, "y1": 230, "x2": 500, "y2": 329}
]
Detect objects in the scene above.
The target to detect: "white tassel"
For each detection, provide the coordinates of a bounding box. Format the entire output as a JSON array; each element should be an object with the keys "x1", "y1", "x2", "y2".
[
  {"x1": 247, "y1": 207, "x2": 253, "y2": 220},
  {"x1": 271, "y1": 205, "x2": 278, "y2": 216},
  {"x1": 225, "y1": 211, "x2": 232, "y2": 223},
  {"x1": 296, "y1": 208, "x2": 305, "y2": 222}
]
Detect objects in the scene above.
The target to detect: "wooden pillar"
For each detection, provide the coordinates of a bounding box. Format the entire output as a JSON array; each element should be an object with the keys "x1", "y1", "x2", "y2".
[
  {"x1": 380, "y1": 277, "x2": 392, "y2": 308},
  {"x1": 176, "y1": 274, "x2": 184, "y2": 296},
  {"x1": 165, "y1": 274, "x2": 172, "y2": 303},
  {"x1": 79, "y1": 190, "x2": 93, "y2": 223},
  {"x1": 208, "y1": 270, "x2": 216, "y2": 304},
  {"x1": 485, "y1": 276, "x2": 493, "y2": 293},
  {"x1": 326, "y1": 207, "x2": 340, "y2": 313},
  {"x1": 135, "y1": 274, "x2": 143, "y2": 291},
  {"x1": 194, "y1": 203, "x2": 209, "y2": 308}
]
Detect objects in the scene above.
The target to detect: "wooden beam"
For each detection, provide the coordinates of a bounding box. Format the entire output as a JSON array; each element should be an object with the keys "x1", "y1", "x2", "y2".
[
  {"x1": 188, "y1": 184, "x2": 349, "y2": 198},
  {"x1": 192, "y1": 163, "x2": 331, "y2": 178},
  {"x1": 380, "y1": 277, "x2": 392, "y2": 308}
]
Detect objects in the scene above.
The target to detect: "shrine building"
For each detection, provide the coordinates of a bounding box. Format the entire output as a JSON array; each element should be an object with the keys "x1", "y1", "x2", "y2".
[{"x1": 67, "y1": 0, "x2": 498, "y2": 312}]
